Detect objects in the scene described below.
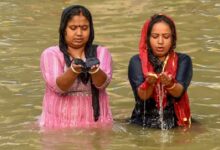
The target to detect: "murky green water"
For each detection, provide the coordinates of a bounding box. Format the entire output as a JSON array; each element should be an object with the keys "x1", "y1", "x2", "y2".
[{"x1": 1, "y1": 0, "x2": 220, "y2": 149}]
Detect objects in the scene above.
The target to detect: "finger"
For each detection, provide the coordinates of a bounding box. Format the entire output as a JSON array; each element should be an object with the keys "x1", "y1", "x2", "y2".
[
  {"x1": 147, "y1": 74, "x2": 157, "y2": 80},
  {"x1": 167, "y1": 74, "x2": 172, "y2": 81},
  {"x1": 147, "y1": 73, "x2": 158, "y2": 78},
  {"x1": 75, "y1": 64, "x2": 83, "y2": 68},
  {"x1": 147, "y1": 77, "x2": 156, "y2": 85},
  {"x1": 162, "y1": 72, "x2": 168, "y2": 76},
  {"x1": 90, "y1": 66, "x2": 95, "y2": 69}
]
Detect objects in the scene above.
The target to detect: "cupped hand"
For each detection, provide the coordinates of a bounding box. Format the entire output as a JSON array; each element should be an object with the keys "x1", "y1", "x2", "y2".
[
  {"x1": 146, "y1": 72, "x2": 158, "y2": 85},
  {"x1": 71, "y1": 63, "x2": 82, "y2": 73},
  {"x1": 159, "y1": 72, "x2": 172, "y2": 86},
  {"x1": 88, "y1": 64, "x2": 100, "y2": 74},
  {"x1": 89, "y1": 64, "x2": 99, "y2": 71}
]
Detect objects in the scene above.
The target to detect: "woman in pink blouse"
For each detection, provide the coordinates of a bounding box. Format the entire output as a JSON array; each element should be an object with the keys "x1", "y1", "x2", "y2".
[{"x1": 39, "y1": 5, "x2": 113, "y2": 128}]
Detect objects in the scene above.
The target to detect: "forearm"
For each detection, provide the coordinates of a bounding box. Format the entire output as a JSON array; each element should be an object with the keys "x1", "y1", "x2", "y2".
[
  {"x1": 166, "y1": 82, "x2": 184, "y2": 98},
  {"x1": 137, "y1": 73, "x2": 158, "y2": 100},
  {"x1": 160, "y1": 72, "x2": 185, "y2": 98},
  {"x1": 56, "y1": 68, "x2": 79, "y2": 91},
  {"x1": 137, "y1": 85, "x2": 154, "y2": 100},
  {"x1": 90, "y1": 68, "x2": 107, "y2": 87}
]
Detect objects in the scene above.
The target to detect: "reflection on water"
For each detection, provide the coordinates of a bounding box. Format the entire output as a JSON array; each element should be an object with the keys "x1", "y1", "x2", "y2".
[
  {"x1": 40, "y1": 127, "x2": 113, "y2": 150},
  {"x1": 1, "y1": 0, "x2": 220, "y2": 149}
]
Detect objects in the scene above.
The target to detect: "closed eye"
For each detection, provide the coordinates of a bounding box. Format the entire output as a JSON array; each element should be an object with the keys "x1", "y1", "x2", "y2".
[
  {"x1": 151, "y1": 33, "x2": 159, "y2": 39},
  {"x1": 81, "y1": 25, "x2": 88, "y2": 30},
  {"x1": 163, "y1": 33, "x2": 171, "y2": 39},
  {"x1": 69, "y1": 25, "x2": 77, "y2": 30}
]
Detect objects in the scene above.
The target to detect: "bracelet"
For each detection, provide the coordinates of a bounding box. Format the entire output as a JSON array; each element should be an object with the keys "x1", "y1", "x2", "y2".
[
  {"x1": 89, "y1": 67, "x2": 100, "y2": 74},
  {"x1": 71, "y1": 63, "x2": 81, "y2": 74},
  {"x1": 165, "y1": 83, "x2": 176, "y2": 90}
]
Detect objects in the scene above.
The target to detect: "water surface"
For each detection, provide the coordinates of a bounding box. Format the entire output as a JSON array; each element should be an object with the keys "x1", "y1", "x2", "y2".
[{"x1": 1, "y1": 0, "x2": 220, "y2": 149}]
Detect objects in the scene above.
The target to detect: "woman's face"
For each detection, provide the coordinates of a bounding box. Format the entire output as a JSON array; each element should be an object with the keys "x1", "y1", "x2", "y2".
[
  {"x1": 65, "y1": 14, "x2": 90, "y2": 50},
  {"x1": 150, "y1": 21, "x2": 172, "y2": 60}
]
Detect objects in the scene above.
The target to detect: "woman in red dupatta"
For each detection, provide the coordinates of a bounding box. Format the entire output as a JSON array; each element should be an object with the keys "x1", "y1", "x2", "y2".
[{"x1": 128, "y1": 14, "x2": 192, "y2": 129}]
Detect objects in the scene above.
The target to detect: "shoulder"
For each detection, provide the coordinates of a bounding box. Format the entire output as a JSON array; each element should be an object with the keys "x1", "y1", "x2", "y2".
[
  {"x1": 177, "y1": 53, "x2": 192, "y2": 63},
  {"x1": 128, "y1": 54, "x2": 144, "y2": 80},
  {"x1": 97, "y1": 45, "x2": 111, "y2": 58},
  {"x1": 128, "y1": 54, "x2": 143, "y2": 74},
  {"x1": 129, "y1": 54, "x2": 141, "y2": 66},
  {"x1": 40, "y1": 46, "x2": 65, "y2": 65},
  {"x1": 41, "y1": 46, "x2": 62, "y2": 58},
  {"x1": 41, "y1": 46, "x2": 62, "y2": 55},
  {"x1": 97, "y1": 45, "x2": 110, "y2": 54},
  {"x1": 130, "y1": 54, "x2": 140, "y2": 62}
]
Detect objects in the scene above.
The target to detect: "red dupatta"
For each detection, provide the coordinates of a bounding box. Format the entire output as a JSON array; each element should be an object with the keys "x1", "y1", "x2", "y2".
[{"x1": 138, "y1": 18, "x2": 191, "y2": 127}]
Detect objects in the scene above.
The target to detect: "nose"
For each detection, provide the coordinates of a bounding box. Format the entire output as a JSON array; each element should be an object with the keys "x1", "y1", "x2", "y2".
[
  {"x1": 158, "y1": 35, "x2": 163, "y2": 44},
  {"x1": 76, "y1": 27, "x2": 82, "y2": 36}
]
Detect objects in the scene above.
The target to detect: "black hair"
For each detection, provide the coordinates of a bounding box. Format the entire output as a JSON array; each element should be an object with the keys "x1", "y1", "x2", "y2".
[
  {"x1": 59, "y1": 5, "x2": 95, "y2": 67},
  {"x1": 146, "y1": 14, "x2": 177, "y2": 73},
  {"x1": 58, "y1": 5, "x2": 100, "y2": 121}
]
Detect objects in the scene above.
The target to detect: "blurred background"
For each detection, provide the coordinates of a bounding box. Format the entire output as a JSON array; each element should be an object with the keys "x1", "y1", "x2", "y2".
[{"x1": 0, "y1": 0, "x2": 220, "y2": 149}]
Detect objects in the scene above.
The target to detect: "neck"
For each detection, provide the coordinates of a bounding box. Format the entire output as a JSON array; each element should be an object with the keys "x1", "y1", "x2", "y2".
[
  {"x1": 158, "y1": 56, "x2": 166, "y2": 62},
  {"x1": 67, "y1": 46, "x2": 85, "y2": 59},
  {"x1": 158, "y1": 52, "x2": 170, "y2": 62}
]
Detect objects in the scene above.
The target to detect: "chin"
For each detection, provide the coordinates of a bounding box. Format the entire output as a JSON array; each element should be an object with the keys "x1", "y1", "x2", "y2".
[
  {"x1": 72, "y1": 44, "x2": 85, "y2": 49},
  {"x1": 154, "y1": 53, "x2": 165, "y2": 57}
]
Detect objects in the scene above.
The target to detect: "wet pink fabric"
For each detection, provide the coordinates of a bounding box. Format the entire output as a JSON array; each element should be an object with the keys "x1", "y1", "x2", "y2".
[{"x1": 39, "y1": 46, "x2": 113, "y2": 128}]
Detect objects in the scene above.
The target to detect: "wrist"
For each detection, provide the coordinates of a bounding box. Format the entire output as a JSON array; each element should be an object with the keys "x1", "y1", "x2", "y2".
[
  {"x1": 165, "y1": 78, "x2": 176, "y2": 90},
  {"x1": 139, "y1": 80, "x2": 155, "y2": 90},
  {"x1": 89, "y1": 67, "x2": 100, "y2": 74},
  {"x1": 71, "y1": 63, "x2": 81, "y2": 74}
]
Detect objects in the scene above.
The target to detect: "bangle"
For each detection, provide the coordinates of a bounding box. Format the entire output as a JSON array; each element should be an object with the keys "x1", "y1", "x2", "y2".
[
  {"x1": 71, "y1": 64, "x2": 81, "y2": 74},
  {"x1": 89, "y1": 67, "x2": 100, "y2": 74},
  {"x1": 165, "y1": 83, "x2": 176, "y2": 90}
]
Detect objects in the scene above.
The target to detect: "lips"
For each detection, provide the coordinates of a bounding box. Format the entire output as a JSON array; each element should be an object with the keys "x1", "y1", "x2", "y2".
[
  {"x1": 74, "y1": 38, "x2": 83, "y2": 43},
  {"x1": 157, "y1": 47, "x2": 164, "y2": 51}
]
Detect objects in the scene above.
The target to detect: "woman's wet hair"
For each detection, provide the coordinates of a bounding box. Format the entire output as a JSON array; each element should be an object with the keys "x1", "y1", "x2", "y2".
[
  {"x1": 59, "y1": 5, "x2": 95, "y2": 67},
  {"x1": 146, "y1": 14, "x2": 177, "y2": 73}
]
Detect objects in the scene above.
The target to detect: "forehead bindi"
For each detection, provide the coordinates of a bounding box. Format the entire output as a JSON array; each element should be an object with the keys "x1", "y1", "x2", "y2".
[{"x1": 151, "y1": 22, "x2": 171, "y2": 34}]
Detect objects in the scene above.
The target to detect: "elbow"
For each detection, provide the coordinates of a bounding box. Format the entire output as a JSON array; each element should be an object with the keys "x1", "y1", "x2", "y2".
[
  {"x1": 172, "y1": 93, "x2": 182, "y2": 99},
  {"x1": 93, "y1": 76, "x2": 111, "y2": 90},
  {"x1": 45, "y1": 82, "x2": 67, "y2": 94},
  {"x1": 137, "y1": 90, "x2": 150, "y2": 101},
  {"x1": 138, "y1": 95, "x2": 148, "y2": 101},
  {"x1": 57, "y1": 85, "x2": 69, "y2": 92},
  {"x1": 170, "y1": 83, "x2": 186, "y2": 98},
  {"x1": 55, "y1": 79, "x2": 69, "y2": 93},
  {"x1": 172, "y1": 89, "x2": 185, "y2": 100}
]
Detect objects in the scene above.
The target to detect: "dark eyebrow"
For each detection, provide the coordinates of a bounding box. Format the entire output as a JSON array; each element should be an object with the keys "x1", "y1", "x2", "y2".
[
  {"x1": 163, "y1": 33, "x2": 171, "y2": 35},
  {"x1": 151, "y1": 33, "x2": 171, "y2": 34},
  {"x1": 69, "y1": 24, "x2": 89, "y2": 27}
]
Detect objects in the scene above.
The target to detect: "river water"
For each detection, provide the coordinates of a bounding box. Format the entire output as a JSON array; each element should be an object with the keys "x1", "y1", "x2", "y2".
[{"x1": 1, "y1": 0, "x2": 220, "y2": 149}]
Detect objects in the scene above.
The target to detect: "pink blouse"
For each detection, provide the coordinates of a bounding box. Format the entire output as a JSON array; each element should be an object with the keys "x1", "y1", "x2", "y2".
[{"x1": 39, "y1": 46, "x2": 113, "y2": 128}]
